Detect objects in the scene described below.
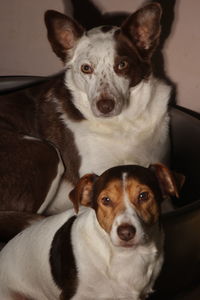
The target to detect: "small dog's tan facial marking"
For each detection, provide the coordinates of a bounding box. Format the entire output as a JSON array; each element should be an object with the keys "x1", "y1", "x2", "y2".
[
  {"x1": 125, "y1": 178, "x2": 159, "y2": 224},
  {"x1": 96, "y1": 179, "x2": 125, "y2": 233}
]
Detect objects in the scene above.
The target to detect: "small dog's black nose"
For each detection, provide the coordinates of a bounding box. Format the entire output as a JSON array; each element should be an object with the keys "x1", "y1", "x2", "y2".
[
  {"x1": 97, "y1": 99, "x2": 115, "y2": 114},
  {"x1": 117, "y1": 224, "x2": 136, "y2": 241}
]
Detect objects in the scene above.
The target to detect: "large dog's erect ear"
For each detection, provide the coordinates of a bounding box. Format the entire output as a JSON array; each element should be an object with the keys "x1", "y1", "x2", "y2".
[
  {"x1": 69, "y1": 174, "x2": 99, "y2": 213},
  {"x1": 44, "y1": 10, "x2": 84, "y2": 62},
  {"x1": 121, "y1": 3, "x2": 162, "y2": 60},
  {"x1": 149, "y1": 164, "x2": 185, "y2": 198}
]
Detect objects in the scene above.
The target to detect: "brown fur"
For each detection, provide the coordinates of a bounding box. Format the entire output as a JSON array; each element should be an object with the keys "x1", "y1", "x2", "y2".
[
  {"x1": 44, "y1": 10, "x2": 84, "y2": 63},
  {"x1": 96, "y1": 179, "x2": 125, "y2": 232},
  {"x1": 0, "y1": 212, "x2": 44, "y2": 243},
  {"x1": 126, "y1": 179, "x2": 159, "y2": 224},
  {"x1": 0, "y1": 74, "x2": 82, "y2": 214}
]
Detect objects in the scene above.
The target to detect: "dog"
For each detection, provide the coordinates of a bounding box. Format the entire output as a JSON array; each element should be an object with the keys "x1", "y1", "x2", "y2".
[
  {"x1": 0, "y1": 3, "x2": 171, "y2": 241},
  {"x1": 0, "y1": 163, "x2": 180, "y2": 300}
]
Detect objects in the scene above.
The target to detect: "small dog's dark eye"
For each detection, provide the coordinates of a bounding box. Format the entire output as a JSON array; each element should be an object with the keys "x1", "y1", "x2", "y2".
[
  {"x1": 101, "y1": 197, "x2": 111, "y2": 206},
  {"x1": 81, "y1": 64, "x2": 93, "y2": 74},
  {"x1": 118, "y1": 60, "x2": 128, "y2": 70},
  {"x1": 138, "y1": 192, "x2": 149, "y2": 202}
]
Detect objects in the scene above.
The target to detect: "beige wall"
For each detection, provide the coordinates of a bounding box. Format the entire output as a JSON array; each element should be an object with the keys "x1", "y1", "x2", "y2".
[
  {"x1": 0, "y1": 0, "x2": 199, "y2": 113},
  {"x1": 164, "y1": 0, "x2": 200, "y2": 113},
  {"x1": 0, "y1": 0, "x2": 66, "y2": 76}
]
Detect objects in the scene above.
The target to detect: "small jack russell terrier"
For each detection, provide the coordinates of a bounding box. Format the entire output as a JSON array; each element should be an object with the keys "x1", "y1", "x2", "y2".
[{"x1": 0, "y1": 164, "x2": 179, "y2": 300}]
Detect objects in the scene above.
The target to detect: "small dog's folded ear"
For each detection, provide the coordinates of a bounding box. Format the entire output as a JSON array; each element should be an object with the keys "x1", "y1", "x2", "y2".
[
  {"x1": 44, "y1": 10, "x2": 84, "y2": 62},
  {"x1": 172, "y1": 171, "x2": 185, "y2": 194},
  {"x1": 121, "y1": 3, "x2": 162, "y2": 60},
  {"x1": 69, "y1": 174, "x2": 98, "y2": 214},
  {"x1": 149, "y1": 163, "x2": 185, "y2": 198}
]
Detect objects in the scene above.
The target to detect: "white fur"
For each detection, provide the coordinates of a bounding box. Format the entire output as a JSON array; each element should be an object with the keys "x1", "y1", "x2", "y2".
[
  {"x1": 45, "y1": 180, "x2": 74, "y2": 215},
  {"x1": 66, "y1": 28, "x2": 130, "y2": 119},
  {"x1": 0, "y1": 210, "x2": 75, "y2": 300},
  {"x1": 0, "y1": 207, "x2": 163, "y2": 300},
  {"x1": 37, "y1": 146, "x2": 65, "y2": 214},
  {"x1": 64, "y1": 78, "x2": 170, "y2": 177}
]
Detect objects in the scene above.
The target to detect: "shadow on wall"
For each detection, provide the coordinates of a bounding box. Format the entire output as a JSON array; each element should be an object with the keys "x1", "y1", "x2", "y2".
[
  {"x1": 62, "y1": 0, "x2": 177, "y2": 104},
  {"x1": 151, "y1": 0, "x2": 177, "y2": 104}
]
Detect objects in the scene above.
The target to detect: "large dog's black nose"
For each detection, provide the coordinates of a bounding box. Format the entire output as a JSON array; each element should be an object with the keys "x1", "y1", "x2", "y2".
[
  {"x1": 117, "y1": 224, "x2": 136, "y2": 241},
  {"x1": 97, "y1": 99, "x2": 115, "y2": 114}
]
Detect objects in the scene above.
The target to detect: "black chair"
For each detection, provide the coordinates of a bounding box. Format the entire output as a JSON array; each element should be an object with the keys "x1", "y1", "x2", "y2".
[{"x1": 151, "y1": 107, "x2": 200, "y2": 300}]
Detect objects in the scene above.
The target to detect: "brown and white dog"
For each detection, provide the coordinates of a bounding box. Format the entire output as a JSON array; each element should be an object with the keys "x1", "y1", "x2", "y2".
[
  {"x1": 0, "y1": 164, "x2": 179, "y2": 300},
  {"x1": 0, "y1": 3, "x2": 171, "y2": 241}
]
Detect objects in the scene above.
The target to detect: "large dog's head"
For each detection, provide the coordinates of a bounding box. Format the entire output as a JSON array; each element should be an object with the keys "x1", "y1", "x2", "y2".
[{"x1": 45, "y1": 4, "x2": 162, "y2": 118}]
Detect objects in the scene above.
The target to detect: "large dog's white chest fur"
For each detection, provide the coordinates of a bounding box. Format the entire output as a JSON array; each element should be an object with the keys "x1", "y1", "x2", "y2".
[{"x1": 63, "y1": 78, "x2": 170, "y2": 176}]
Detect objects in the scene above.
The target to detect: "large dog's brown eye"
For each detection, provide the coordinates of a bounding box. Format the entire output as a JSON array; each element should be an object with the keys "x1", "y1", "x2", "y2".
[
  {"x1": 101, "y1": 197, "x2": 112, "y2": 206},
  {"x1": 117, "y1": 60, "x2": 128, "y2": 70},
  {"x1": 138, "y1": 192, "x2": 149, "y2": 202},
  {"x1": 81, "y1": 64, "x2": 93, "y2": 74}
]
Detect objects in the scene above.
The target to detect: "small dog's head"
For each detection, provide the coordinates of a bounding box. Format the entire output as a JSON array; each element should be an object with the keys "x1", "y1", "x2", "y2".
[
  {"x1": 45, "y1": 4, "x2": 162, "y2": 118},
  {"x1": 69, "y1": 164, "x2": 179, "y2": 248}
]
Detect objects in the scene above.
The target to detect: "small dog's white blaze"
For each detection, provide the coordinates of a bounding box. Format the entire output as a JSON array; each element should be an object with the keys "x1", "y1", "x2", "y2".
[
  {"x1": 110, "y1": 172, "x2": 146, "y2": 247},
  {"x1": 122, "y1": 172, "x2": 131, "y2": 211},
  {"x1": 122, "y1": 172, "x2": 138, "y2": 222}
]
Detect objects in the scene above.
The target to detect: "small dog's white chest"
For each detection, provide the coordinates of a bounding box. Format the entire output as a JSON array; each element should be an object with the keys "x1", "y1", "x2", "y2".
[
  {"x1": 71, "y1": 210, "x2": 163, "y2": 300},
  {"x1": 74, "y1": 245, "x2": 161, "y2": 300}
]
